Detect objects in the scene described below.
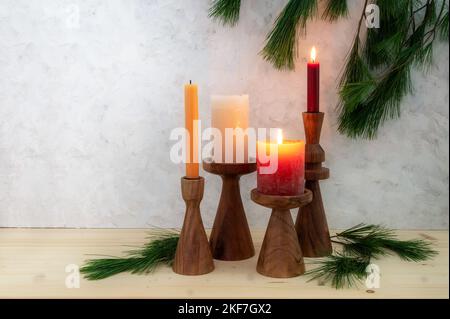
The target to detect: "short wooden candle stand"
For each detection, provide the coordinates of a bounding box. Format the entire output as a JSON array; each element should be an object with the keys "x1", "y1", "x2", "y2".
[
  {"x1": 173, "y1": 177, "x2": 215, "y2": 276},
  {"x1": 251, "y1": 189, "x2": 313, "y2": 278},
  {"x1": 295, "y1": 112, "x2": 333, "y2": 257},
  {"x1": 203, "y1": 160, "x2": 256, "y2": 261}
]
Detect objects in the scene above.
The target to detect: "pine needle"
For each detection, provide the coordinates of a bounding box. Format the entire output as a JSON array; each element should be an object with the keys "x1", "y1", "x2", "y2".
[
  {"x1": 335, "y1": 224, "x2": 438, "y2": 261},
  {"x1": 261, "y1": 0, "x2": 317, "y2": 70},
  {"x1": 322, "y1": 0, "x2": 348, "y2": 22},
  {"x1": 209, "y1": 0, "x2": 241, "y2": 26},
  {"x1": 80, "y1": 231, "x2": 179, "y2": 280},
  {"x1": 335, "y1": 223, "x2": 393, "y2": 241},
  {"x1": 438, "y1": 10, "x2": 449, "y2": 40},
  {"x1": 339, "y1": 81, "x2": 375, "y2": 113},
  {"x1": 306, "y1": 253, "x2": 370, "y2": 289},
  {"x1": 338, "y1": 38, "x2": 372, "y2": 86},
  {"x1": 381, "y1": 238, "x2": 438, "y2": 262}
]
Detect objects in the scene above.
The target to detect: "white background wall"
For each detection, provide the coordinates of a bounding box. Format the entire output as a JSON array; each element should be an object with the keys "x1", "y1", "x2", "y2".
[{"x1": 0, "y1": 0, "x2": 448, "y2": 229}]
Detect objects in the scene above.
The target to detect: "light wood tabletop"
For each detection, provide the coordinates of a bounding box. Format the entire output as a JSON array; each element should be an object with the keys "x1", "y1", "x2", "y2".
[{"x1": 0, "y1": 228, "x2": 448, "y2": 299}]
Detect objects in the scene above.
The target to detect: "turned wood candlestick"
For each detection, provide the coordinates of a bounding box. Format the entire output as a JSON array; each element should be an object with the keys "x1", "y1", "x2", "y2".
[
  {"x1": 295, "y1": 112, "x2": 332, "y2": 257},
  {"x1": 173, "y1": 177, "x2": 214, "y2": 276},
  {"x1": 251, "y1": 189, "x2": 313, "y2": 278},
  {"x1": 203, "y1": 159, "x2": 256, "y2": 261}
]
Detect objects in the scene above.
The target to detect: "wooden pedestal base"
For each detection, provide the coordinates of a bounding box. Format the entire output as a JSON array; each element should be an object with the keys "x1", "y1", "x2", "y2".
[
  {"x1": 296, "y1": 178, "x2": 332, "y2": 257},
  {"x1": 203, "y1": 160, "x2": 256, "y2": 261},
  {"x1": 295, "y1": 112, "x2": 332, "y2": 258},
  {"x1": 251, "y1": 189, "x2": 312, "y2": 278},
  {"x1": 173, "y1": 177, "x2": 214, "y2": 276}
]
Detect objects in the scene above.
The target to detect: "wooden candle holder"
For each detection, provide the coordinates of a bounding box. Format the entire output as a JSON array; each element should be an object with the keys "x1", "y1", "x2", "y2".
[
  {"x1": 251, "y1": 189, "x2": 313, "y2": 278},
  {"x1": 295, "y1": 112, "x2": 332, "y2": 257},
  {"x1": 203, "y1": 160, "x2": 256, "y2": 261},
  {"x1": 173, "y1": 177, "x2": 215, "y2": 276}
]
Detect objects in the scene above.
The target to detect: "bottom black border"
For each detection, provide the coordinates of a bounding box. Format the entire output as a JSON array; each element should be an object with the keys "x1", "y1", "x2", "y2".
[{"x1": 1, "y1": 299, "x2": 448, "y2": 317}]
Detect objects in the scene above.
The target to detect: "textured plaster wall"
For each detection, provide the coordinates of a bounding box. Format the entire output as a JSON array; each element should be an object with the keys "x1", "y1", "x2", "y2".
[{"x1": 0, "y1": 0, "x2": 448, "y2": 229}]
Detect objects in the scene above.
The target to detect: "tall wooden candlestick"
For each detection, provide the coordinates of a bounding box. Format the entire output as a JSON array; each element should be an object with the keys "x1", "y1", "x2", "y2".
[
  {"x1": 173, "y1": 177, "x2": 215, "y2": 275},
  {"x1": 295, "y1": 112, "x2": 332, "y2": 257},
  {"x1": 203, "y1": 160, "x2": 255, "y2": 261}
]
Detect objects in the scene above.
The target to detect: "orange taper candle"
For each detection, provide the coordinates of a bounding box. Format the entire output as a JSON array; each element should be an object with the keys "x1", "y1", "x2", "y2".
[{"x1": 185, "y1": 81, "x2": 199, "y2": 178}]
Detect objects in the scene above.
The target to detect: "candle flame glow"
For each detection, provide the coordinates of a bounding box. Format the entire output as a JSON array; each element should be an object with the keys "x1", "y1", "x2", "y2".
[
  {"x1": 311, "y1": 46, "x2": 317, "y2": 63},
  {"x1": 277, "y1": 129, "x2": 283, "y2": 144}
]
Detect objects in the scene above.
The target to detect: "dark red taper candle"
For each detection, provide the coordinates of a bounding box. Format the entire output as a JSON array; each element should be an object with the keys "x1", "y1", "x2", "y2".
[{"x1": 307, "y1": 47, "x2": 320, "y2": 113}]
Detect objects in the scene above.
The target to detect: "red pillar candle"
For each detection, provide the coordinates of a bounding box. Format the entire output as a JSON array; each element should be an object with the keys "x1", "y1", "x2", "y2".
[
  {"x1": 307, "y1": 46, "x2": 320, "y2": 113},
  {"x1": 257, "y1": 130, "x2": 305, "y2": 196}
]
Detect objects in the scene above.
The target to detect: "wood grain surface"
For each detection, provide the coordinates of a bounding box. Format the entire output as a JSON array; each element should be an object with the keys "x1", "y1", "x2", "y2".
[{"x1": 0, "y1": 229, "x2": 447, "y2": 299}]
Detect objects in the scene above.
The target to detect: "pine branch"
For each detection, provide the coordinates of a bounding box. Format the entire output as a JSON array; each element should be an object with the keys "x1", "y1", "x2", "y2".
[
  {"x1": 306, "y1": 253, "x2": 370, "y2": 289},
  {"x1": 344, "y1": 59, "x2": 411, "y2": 139},
  {"x1": 209, "y1": 0, "x2": 241, "y2": 26},
  {"x1": 337, "y1": 0, "x2": 449, "y2": 139},
  {"x1": 261, "y1": 0, "x2": 318, "y2": 70},
  {"x1": 322, "y1": 0, "x2": 349, "y2": 22},
  {"x1": 337, "y1": 37, "x2": 375, "y2": 124},
  {"x1": 335, "y1": 224, "x2": 438, "y2": 261},
  {"x1": 337, "y1": 0, "x2": 370, "y2": 88},
  {"x1": 337, "y1": 39, "x2": 377, "y2": 138},
  {"x1": 307, "y1": 224, "x2": 438, "y2": 289},
  {"x1": 80, "y1": 231, "x2": 179, "y2": 280}
]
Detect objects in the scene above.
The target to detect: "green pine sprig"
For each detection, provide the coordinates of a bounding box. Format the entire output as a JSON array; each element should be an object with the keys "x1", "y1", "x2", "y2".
[
  {"x1": 209, "y1": 0, "x2": 241, "y2": 26},
  {"x1": 335, "y1": 224, "x2": 438, "y2": 261},
  {"x1": 337, "y1": 0, "x2": 448, "y2": 139},
  {"x1": 306, "y1": 224, "x2": 438, "y2": 289},
  {"x1": 307, "y1": 253, "x2": 370, "y2": 289},
  {"x1": 80, "y1": 231, "x2": 179, "y2": 280},
  {"x1": 261, "y1": 0, "x2": 318, "y2": 70}
]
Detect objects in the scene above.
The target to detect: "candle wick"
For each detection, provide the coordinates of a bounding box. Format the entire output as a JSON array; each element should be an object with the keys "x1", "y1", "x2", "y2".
[{"x1": 190, "y1": 80, "x2": 192, "y2": 84}]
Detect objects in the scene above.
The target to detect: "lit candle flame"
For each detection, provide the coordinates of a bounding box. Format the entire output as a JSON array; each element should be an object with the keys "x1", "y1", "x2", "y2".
[
  {"x1": 310, "y1": 46, "x2": 317, "y2": 63},
  {"x1": 277, "y1": 129, "x2": 283, "y2": 144}
]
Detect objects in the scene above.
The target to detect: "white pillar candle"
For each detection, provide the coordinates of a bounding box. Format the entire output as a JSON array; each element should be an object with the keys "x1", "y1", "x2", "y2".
[{"x1": 211, "y1": 95, "x2": 249, "y2": 163}]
